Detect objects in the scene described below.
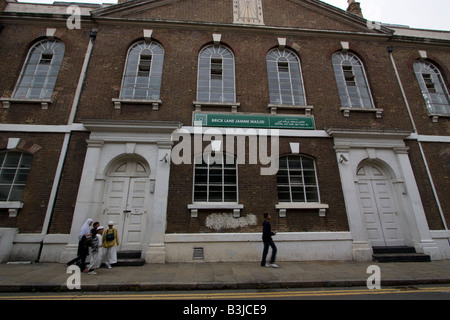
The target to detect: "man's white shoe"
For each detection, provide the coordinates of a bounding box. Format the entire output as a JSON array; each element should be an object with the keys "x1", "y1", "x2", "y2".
[{"x1": 270, "y1": 264, "x2": 280, "y2": 268}]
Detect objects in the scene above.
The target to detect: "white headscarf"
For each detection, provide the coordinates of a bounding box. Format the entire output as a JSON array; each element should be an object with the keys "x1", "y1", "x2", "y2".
[{"x1": 78, "y1": 218, "x2": 93, "y2": 240}]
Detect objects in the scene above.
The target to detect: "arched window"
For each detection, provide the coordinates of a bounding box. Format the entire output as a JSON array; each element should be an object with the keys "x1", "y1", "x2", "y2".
[
  {"x1": 414, "y1": 60, "x2": 450, "y2": 115},
  {"x1": 332, "y1": 51, "x2": 374, "y2": 109},
  {"x1": 266, "y1": 48, "x2": 306, "y2": 105},
  {"x1": 197, "y1": 45, "x2": 236, "y2": 103},
  {"x1": 13, "y1": 39, "x2": 65, "y2": 99},
  {"x1": 0, "y1": 152, "x2": 33, "y2": 202},
  {"x1": 120, "y1": 41, "x2": 164, "y2": 100},
  {"x1": 277, "y1": 155, "x2": 319, "y2": 203},
  {"x1": 193, "y1": 153, "x2": 237, "y2": 203}
]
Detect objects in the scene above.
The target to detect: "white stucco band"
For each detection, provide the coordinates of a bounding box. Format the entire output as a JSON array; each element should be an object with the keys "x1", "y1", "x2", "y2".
[
  {"x1": 60, "y1": 120, "x2": 181, "y2": 264},
  {"x1": 165, "y1": 232, "x2": 354, "y2": 262}
]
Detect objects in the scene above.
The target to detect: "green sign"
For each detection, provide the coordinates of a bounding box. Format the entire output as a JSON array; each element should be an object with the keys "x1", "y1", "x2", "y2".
[{"x1": 193, "y1": 113, "x2": 315, "y2": 130}]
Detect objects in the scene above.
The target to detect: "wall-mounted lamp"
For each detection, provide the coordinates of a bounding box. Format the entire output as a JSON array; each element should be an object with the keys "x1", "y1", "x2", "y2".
[
  {"x1": 160, "y1": 153, "x2": 169, "y2": 163},
  {"x1": 339, "y1": 154, "x2": 349, "y2": 163}
]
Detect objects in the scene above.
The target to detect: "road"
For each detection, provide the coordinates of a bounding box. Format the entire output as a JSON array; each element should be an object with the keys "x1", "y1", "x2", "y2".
[{"x1": 1, "y1": 285, "x2": 449, "y2": 300}]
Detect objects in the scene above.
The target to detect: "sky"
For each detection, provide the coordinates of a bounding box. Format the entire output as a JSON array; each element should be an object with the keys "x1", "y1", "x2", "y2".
[{"x1": 16, "y1": 0, "x2": 450, "y2": 31}]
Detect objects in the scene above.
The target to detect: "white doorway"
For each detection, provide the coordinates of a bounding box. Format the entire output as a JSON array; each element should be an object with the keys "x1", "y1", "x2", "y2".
[
  {"x1": 103, "y1": 158, "x2": 150, "y2": 252},
  {"x1": 357, "y1": 163, "x2": 405, "y2": 247}
]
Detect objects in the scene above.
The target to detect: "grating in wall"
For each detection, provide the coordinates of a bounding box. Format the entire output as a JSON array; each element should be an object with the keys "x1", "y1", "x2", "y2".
[{"x1": 193, "y1": 247, "x2": 204, "y2": 260}]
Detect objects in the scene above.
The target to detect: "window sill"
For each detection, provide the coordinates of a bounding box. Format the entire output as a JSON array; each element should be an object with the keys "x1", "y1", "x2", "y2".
[
  {"x1": 112, "y1": 98, "x2": 162, "y2": 110},
  {"x1": 275, "y1": 202, "x2": 329, "y2": 218},
  {"x1": 188, "y1": 202, "x2": 244, "y2": 218},
  {"x1": 193, "y1": 101, "x2": 240, "y2": 113},
  {"x1": 0, "y1": 201, "x2": 24, "y2": 217},
  {"x1": 1, "y1": 98, "x2": 52, "y2": 110},
  {"x1": 340, "y1": 107, "x2": 383, "y2": 119},
  {"x1": 267, "y1": 104, "x2": 313, "y2": 116},
  {"x1": 429, "y1": 113, "x2": 450, "y2": 123}
]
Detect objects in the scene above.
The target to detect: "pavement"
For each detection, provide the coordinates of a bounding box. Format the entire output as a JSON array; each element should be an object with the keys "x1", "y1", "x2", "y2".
[{"x1": 1, "y1": 260, "x2": 450, "y2": 293}]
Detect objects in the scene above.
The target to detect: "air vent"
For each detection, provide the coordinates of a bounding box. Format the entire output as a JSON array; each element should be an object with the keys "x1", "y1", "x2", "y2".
[{"x1": 193, "y1": 247, "x2": 204, "y2": 260}]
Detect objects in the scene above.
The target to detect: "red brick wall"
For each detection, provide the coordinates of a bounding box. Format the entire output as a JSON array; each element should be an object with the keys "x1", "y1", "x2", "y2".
[
  {"x1": 166, "y1": 136, "x2": 348, "y2": 233},
  {"x1": 0, "y1": 25, "x2": 90, "y2": 125},
  {"x1": 0, "y1": 133, "x2": 64, "y2": 233}
]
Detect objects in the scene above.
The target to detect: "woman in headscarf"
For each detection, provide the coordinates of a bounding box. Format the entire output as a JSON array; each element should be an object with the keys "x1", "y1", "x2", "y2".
[{"x1": 66, "y1": 218, "x2": 93, "y2": 272}]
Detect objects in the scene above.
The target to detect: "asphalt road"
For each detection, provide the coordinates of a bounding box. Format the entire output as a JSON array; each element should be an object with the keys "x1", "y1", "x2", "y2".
[{"x1": 1, "y1": 285, "x2": 449, "y2": 300}]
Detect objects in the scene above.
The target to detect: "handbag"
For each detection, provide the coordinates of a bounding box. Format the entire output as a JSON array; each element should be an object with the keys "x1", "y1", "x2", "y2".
[{"x1": 105, "y1": 229, "x2": 115, "y2": 242}]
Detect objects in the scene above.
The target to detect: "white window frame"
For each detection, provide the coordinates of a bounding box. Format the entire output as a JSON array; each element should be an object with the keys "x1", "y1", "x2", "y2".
[
  {"x1": 12, "y1": 39, "x2": 65, "y2": 101},
  {"x1": 277, "y1": 155, "x2": 321, "y2": 203},
  {"x1": 0, "y1": 151, "x2": 32, "y2": 209},
  {"x1": 413, "y1": 60, "x2": 450, "y2": 120},
  {"x1": 119, "y1": 41, "x2": 165, "y2": 101},
  {"x1": 275, "y1": 155, "x2": 328, "y2": 217},
  {"x1": 266, "y1": 48, "x2": 307, "y2": 106},
  {"x1": 196, "y1": 45, "x2": 236, "y2": 104},
  {"x1": 333, "y1": 51, "x2": 380, "y2": 118},
  {"x1": 192, "y1": 153, "x2": 238, "y2": 203}
]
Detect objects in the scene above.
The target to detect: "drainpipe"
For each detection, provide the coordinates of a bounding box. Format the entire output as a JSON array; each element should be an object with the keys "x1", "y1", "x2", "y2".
[
  {"x1": 36, "y1": 30, "x2": 97, "y2": 262},
  {"x1": 388, "y1": 46, "x2": 448, "y2": 233}
]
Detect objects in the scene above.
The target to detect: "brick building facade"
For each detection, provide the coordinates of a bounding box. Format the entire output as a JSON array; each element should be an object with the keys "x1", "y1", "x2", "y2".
[{"x1": 0, "y1": 0, "x2": 448, "y2": 263}]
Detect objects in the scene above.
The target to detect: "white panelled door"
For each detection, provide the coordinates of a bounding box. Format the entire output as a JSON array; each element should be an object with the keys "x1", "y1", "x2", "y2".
[
  {"x1": 103, "y1": 160, "x2": 150, "y2": 251},
  {"x1": 357, "y1": 164, "x2": 405, "y2": 247}
]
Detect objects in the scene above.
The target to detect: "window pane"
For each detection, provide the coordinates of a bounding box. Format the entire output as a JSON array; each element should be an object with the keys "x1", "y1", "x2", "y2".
[
  {"x1": 15, "y1": 169, "x2": 30, "y2": 184},
  {"x1": 14, "y1": 40, "x2": 64, "y2": 99},
  {"x1": 267, "y1": 49, "x2": 306, "y2": 106},
  {"x1": 0, "y1": 185, "x2": 10, "y2": 201},
  {"x1": 291, "y1": 186, "x2": 305, "y2": 202},
  {"x1": 120, "y1": 41, "x2": 164, "y2": 100},
  {"x1": 4, "y1": 153, "x2": 21, "y2": 167},
  {"x1": 197, "y1": 45, "x2": 235, "y2": 103},
  {"x1": 414, "y1": 60, "x2": 450, "y2": 115},
  {"x1": 208, "y1": 185, "x2": 223, "y2": 202},
  {"x1": 0, "y1": 169, "x2": 16, "y2": 184},
  {"x1": 9, "y1": 185, "x2": 25, "y2": 202},
  {"x1": 224, "y1": 186, "x2": 237, "y2": 202},
  {"x1": 277, "y1": 186, "x2": 291, "y2": 202},
  {"x1": 305, "y1": 187, "x2": 319, "y2": 202},
  {"x1": 277, "y1": 155, "x2": 319, "y2": 203},
  {"x1": 0, "y1": 152, "x2": 32, "y2": 201},
  {"x1": 333, "y1": 51, "x2": 373, "y2": 109},
  {"x1": 194, "y1": 154, "x2": 237, "y2": 203}
]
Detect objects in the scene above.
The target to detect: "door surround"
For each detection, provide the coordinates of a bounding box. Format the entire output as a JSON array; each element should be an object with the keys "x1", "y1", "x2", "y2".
[
  {"x1": 62, "y1": 120, "x2": 181, "y2": 264},
  {"x1": 327, "y1": 128, "x2": 439, "y2": 261}
]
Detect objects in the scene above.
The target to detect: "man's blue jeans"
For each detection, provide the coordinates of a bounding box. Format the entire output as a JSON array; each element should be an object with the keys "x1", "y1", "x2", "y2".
[{"x1": 261, "y1": 239, "x2": 277, "y2": 266}]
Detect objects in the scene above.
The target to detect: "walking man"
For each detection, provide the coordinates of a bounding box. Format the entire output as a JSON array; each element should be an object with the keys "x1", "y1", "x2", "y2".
[{"x1": 261, "y1": 213, "x2": 279, "y2": 268}]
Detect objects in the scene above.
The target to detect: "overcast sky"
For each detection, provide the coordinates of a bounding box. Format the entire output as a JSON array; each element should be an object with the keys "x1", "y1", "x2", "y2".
[
  {"x1": 17, "y1": 0, "x2": 450, "y2": 31},
  {"x1": 324, "y1": 0, "x2": 450, "y2": 31}
]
